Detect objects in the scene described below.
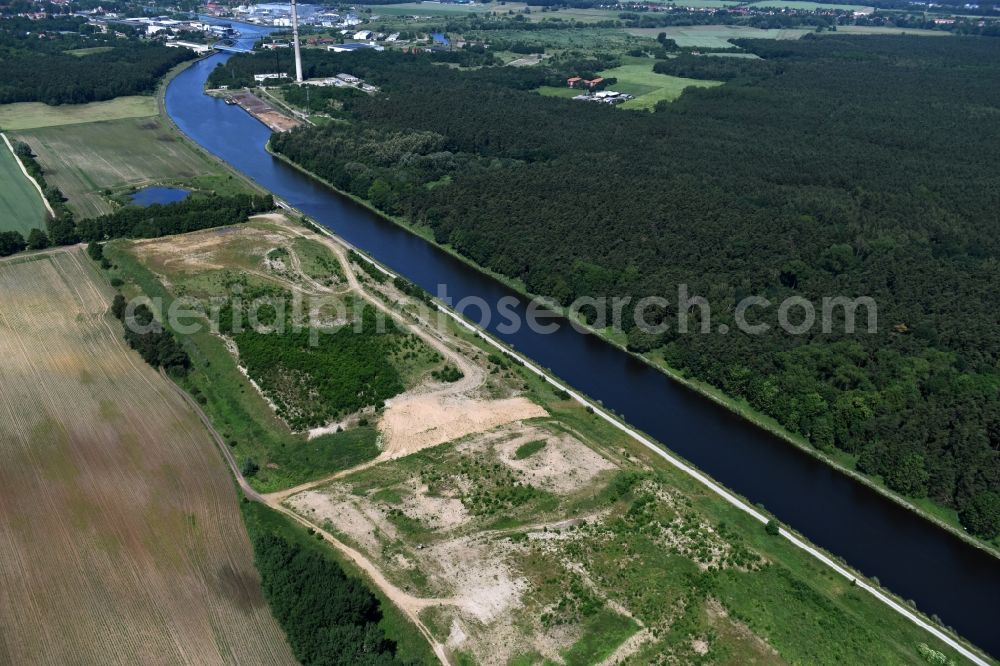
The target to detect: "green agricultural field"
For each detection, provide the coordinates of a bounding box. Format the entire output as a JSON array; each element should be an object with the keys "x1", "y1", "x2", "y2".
[
  {"x1": 527, "y1": 7, "x2": 624, "y2": 22},
  {"x1": 627, "y1": 25, "x2": 812, "y2": 48},
  {"x1": 470, "y1": 27, "x2": 644, "y2": 51},
  {"x1": 598, "y1": 62, "x2": 723, "y2": 109},
  {"x1": 0, "y1": 140, "x2": 48, "y2": 235},
  {"x1": 0, "y1": 96, "x2": 157, "y2": 131},
  {"x1": 12, "y1": 117, "x2": 233, "y2": 218}
]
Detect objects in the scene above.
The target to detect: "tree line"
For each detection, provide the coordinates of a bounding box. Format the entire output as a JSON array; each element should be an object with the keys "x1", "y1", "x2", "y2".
[
  {"x1": 0, "y1": 19, "x2": 194, "y2": 105},
  {"x1": 251, "y1": 532, "x2": 403, "y2": 665},
  {"x1": 267, "y1": 36, "x2": 1000, "y2": 539},
  {"x1": 110, "y1": 292, "x2": 191, "y2": 376},
  {"x1": 77, "y1": 194, "x2": 275, "y2": 242}
]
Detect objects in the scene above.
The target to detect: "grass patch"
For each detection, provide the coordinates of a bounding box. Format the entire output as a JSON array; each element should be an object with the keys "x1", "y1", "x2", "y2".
[
  {"x1": 0, "y1": 96, "x2": 157, "y2": 131},
  {"x1": 560, "y1": 607, "x2": 638, "y2": 665},
  {"x1": 0, "y1": 141, "x2": 47, "y2": 235},
  {"x1": 597, "y1": 63, "x2": 723, "y2": 109},
  {"x1": 513, "y1": 439, "x2": 547, "y2": 460},
  {"x1": 625, "y1": 25, "x2": 812, "y2": 49},
  {"x1": 65, "y1": 46, "x2": 115, "y2": 57},
  {"x1": 536, "y1": 85, "x2": 580, "y2": 99},
  {"x1": 12, "y1": 116, "x2": 237, "y2": 218},
  {"x1": 292, "y1": 235, "x2": 346, "y2": 284}
]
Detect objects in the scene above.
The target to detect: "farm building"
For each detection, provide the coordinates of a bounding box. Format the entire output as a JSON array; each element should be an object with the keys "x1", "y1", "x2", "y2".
[{"x1": 567, "y1": 76, "x2": 605, "y2": 89}]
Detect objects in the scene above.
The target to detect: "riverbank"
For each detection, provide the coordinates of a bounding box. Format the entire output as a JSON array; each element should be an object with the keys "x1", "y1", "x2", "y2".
[
  {"x1": 258, "y1": 184, "x2": 995, "y2": 666},
  {"x1": 264, "y1": 141, "x2": 1000, "y2": 563},
  {"x1": 156, "y1": 58, "x2": 268, "y2": 198}
]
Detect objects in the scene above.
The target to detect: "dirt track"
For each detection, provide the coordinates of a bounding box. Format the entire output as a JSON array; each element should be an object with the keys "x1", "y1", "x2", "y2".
[
  {"x1": 156, "y1": 220, "x2": 494, "y2": 665},
  {"x1": 164, "y1": 371, "x2": 456, "y2": 665}
]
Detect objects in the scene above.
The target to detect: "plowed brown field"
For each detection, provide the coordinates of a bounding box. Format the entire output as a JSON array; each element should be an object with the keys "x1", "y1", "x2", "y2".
[{"x1": 0, "y1": 249, "x2": 295, "y2": 665}]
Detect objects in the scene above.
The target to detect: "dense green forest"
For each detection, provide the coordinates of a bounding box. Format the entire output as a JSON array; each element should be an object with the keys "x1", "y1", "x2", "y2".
[
  {"x1": 231, "y1": 305, "x2": 407, "y2": 431},
  {"x1": 77, "y1": 194, "x2": 274, "y2": 241},
  {"x1": 266, "y1": 35, "x2": 1000, "y2": 539},
  {"x1": 245, "y1": 512, "x2": 404, "y2": 665},
  {"x1": 0, "y1": 17, "x2": 193, "y2": 105}
]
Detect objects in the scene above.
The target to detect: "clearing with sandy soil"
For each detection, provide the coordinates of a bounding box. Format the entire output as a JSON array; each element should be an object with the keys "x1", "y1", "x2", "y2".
[{"x1": 0, "y1": 249, "x2": 295, "y2": 665}]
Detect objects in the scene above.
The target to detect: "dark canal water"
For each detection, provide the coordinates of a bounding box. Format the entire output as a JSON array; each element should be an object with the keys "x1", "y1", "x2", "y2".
[{"x1": 167, "y1": 33, "x2": 1000, "y2": 657}]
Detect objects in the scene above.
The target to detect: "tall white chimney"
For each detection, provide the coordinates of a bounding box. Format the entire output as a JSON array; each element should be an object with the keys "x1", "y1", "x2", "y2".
[{"x1": 290, "y1": 0, "x2": 303, "y2": 83}]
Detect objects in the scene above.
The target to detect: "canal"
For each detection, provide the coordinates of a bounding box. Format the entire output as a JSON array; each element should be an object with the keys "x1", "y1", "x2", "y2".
[{"x1": 167, "y1": 34, "x2": 1000, "y2": 658}]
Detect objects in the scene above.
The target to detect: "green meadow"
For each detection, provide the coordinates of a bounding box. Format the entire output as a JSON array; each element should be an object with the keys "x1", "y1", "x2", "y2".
[
  {"x1": 598, "y1": 62, "x2": 723, "y2": 109},
  {"x1": 0, "y1": 142, "x2": 47, "y2": 235}
]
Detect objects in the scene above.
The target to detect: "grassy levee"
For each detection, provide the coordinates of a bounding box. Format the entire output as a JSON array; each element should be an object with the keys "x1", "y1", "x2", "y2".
[
  {"x1": 0, "y1": 139, "x2": 47, "y2": 234},
  {"x1": 265, "y1": 142, "x2": 1000, "y2": 559},
  {"x1": 0, "y1": 248, "x2": 296, "y2": 665},
  {"x1": 105, "y1": 241, "x2": 383, "y2": 493}
]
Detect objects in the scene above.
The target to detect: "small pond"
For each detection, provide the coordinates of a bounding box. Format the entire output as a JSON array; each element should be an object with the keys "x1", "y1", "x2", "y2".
[{"x1": 130, "y1": 186, "x2": 190, "y2": 207}]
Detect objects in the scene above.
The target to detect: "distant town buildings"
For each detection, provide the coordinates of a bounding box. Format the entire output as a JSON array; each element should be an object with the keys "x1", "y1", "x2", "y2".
[
  {"x1": 298, "y1": 72, "x2": 380, "y2": 94},
  {"x1": 165, "y1": 40, "x2": 213, "y2": 54},
  {"x1": 253, "y1": 72, "x2": 290, "y2": 83},
  {"x1": 328, "y1": 43, "x2": 384, "y2": 53}
]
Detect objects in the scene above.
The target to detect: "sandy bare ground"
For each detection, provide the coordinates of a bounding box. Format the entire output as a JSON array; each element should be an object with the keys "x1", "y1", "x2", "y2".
[
  {"x1": 282, "y1": 419, "x2": 627, "y2": 665},
  {"x1": 231, "y1": 92, "x2": 302, "y2": 132},
  {"x1": 379, "y1": 394, "x2": 546, "y2": 460},
  {"x1": 0, "y1": 248, "x2": 296, "y2": 665},
  {"x1": 467, "y1": 424, "x2": 617, "y2": 494},
  {"x1": 167, "y1": 378, "x2": 456, "y2": 665},
  {"x1": 142, "y1": 220, "x2": 604, "y2": 664}
]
